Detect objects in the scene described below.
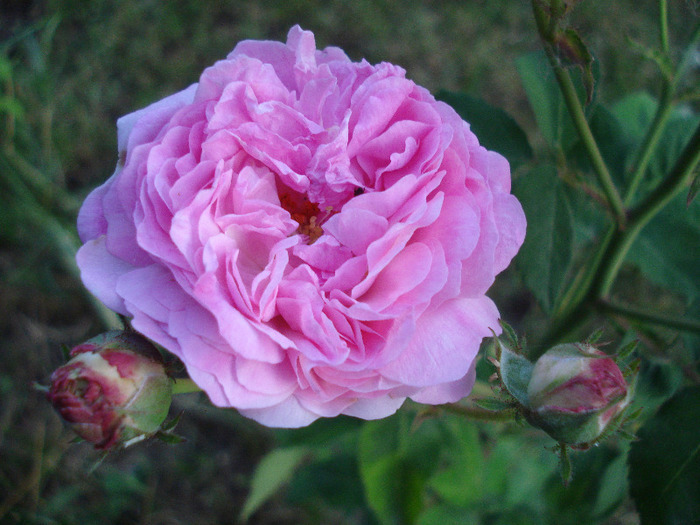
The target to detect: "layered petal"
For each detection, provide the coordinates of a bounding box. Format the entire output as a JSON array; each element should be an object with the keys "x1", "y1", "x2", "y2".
[{"x1": 75, "y1": 25, "x2": 526, "y2": 427}]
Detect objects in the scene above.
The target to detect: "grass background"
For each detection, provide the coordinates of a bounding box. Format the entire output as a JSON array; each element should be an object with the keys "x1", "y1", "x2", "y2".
[{"x1": 0, "y1": 1, "x2": 691, "y2": 523}]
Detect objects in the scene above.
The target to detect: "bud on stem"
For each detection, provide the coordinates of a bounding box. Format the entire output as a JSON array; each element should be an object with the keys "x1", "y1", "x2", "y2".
[
  {"x1": 47, "y1": 331, "x2": 173, "y2": 450},
  {"x1": 524, "y1": 343, "x2": 630, "y2": 446}
]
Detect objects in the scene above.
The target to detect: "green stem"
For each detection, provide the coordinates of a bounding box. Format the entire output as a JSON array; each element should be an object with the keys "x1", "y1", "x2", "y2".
[
  {"x1": 598, "y1": 299, "x2": 700, "y2": 334},
  {"x1": 531, "y1": 0, "x2": 627, "y2": 228},
  {"x1": 535, "y1": 2, "x2": 700, "y2": 351},
  {"x1": 172, "y1": 378, "x2": 202, "y2": 395},
  {"x1": 625, "y1": 18, "x2": 700, "y2": 206},
  {"x1": 623, "y1": 83, "x2": 674, "y2": 205},
  {"x1": 544, "y1": 120, "x2": 700, "y2": 349},
  {"x1": 598, "y1": 121, "x2": 700, "y2": 297},
  {"x1": 659, "y1": 0, "x2": 669, "y2": 55}
]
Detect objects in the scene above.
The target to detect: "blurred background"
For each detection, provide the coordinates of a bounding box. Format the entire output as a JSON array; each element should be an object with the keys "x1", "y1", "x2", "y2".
[{"x1": 0, "y1": 1, "x2": 692, "y2": 523}]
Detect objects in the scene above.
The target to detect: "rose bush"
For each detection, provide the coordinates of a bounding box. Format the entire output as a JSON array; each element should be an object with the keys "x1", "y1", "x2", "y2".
[{"x1": 76, "y1": 26, "x2": 526, "y2": 427}]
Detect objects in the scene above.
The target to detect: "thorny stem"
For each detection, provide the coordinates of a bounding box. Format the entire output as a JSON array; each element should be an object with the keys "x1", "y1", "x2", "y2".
[
  {"x1": 598, "y1": 299, "x2": 700, "y2": 335},
  {"x1": 541, "y1": 120, "x2": 700, "y2": 352},
  {"x1": 622, "y1": 5, "x2": 700, "y2": 206},
  {"x1": 597, "y1": 122, "x2": 700, "y2": 297},
  {"x1": 531, "y1": 0, "x2": 627, "y2": 228},
  {"x1": 623, "y1": 82, "x2": 674, "y2": 205},
  {"x1": 531, "y1": 0, "x2": 700, "y2": 353}
]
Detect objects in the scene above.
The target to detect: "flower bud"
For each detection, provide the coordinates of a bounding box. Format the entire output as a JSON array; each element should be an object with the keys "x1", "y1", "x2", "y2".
[
  {"x1": 47, "y1": 331, "x2": 173, "y2": 450},
  {"x1": 525, "y1": 343, "x2": 629, "y2": 446}
]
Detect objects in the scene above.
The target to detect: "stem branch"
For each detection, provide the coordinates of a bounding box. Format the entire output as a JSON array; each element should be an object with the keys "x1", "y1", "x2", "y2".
[
  {"x1": 531, "y1": 0, "x2": 627, "y2": 227},
  {"x1": 598, "y1": 299, "x2": 700, "y2": 334}
]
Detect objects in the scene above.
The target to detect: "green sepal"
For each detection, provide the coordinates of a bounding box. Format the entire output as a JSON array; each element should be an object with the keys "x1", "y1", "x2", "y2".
[
  {"x1": 154, "y1": 430, "x2": 186, "y2": 445},
  {"x1": 473, "y1": 398, "x2": 513, "y2": 413},
  {"x1": 495, "y1": 337, "x2": 534, "y2": 407},
  {"x1": 614, "y1": 340, "x2": 639, "y2": 363}
]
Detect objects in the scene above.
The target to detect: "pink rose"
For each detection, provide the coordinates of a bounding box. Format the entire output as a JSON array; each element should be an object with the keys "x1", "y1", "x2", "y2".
[{"x1": 76, "y1": 26, "x2": 526, "y2": 427}]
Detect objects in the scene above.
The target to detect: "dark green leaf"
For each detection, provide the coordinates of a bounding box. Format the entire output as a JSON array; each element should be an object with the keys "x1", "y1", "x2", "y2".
[
  {"x1": 498, "y1": 320, "x2": 520, "y2": 349},
  {"x1": 611, "y1": 92, "x2": 657, "y2": 146},
  {"x1": 286, "y1": 453, "x2": 368, "y2": 513},
  {"x1": 568, "y1": 104, "x2": 630, "y2": 187},
  {"x1": 436, "y1": 90, "x2": 533, "y2": 169},
  {"x1": 627, "y1": 195, "x2": 700, "y2": 303},
  {"x1": 647, "y1": 110, "x2": 700, "y2": 191},
  {"x1": 612, "y1": 93, "x2": 699, "y2": 199},
  {"x1": 153, "y1": 430, "x2": 185, "y2": 445},
  {"x1": 591, "y1": 447, "x2": 629, "y2": 518},
  {"x1": 615, "y1": 340, "x2": 639, "y2": 363},
  {"x1": 160, "y1": 411, "x2": 182, "y2": 432},
  {"x1": 358, "y1": 412, "x2": 442, "y2": 525},
  {"x1": 545, "y1": 444, "x2": 626, "y2": 523},
  {"x1": 516, "y1": 51, "x2": 578, "y2": 150},
  {"x1": 559, "y1": 443, "x2": 572, "y2": 486},
  {"x1": 239, "y1": 446, "x2": 309, "y2": 522},
  {"x1": 513, "y1": 166, "x2": 575, "y2": 312},
  {"x1": 629, "y1": 386, "x2": 700, "y2": 525}
]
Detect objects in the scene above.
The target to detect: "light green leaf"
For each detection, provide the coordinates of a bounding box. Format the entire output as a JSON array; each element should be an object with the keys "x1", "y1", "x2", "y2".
[
  {"x1": 427, "y1": 419, "x2": 483, "y2": 507},
  {"x1": 514, "y1": 165, "x2": 575, "y2": 312},
  {"x1": 239, "y1": 446, "x2": 309, "y2": 522},
  {"x1": 629, "y1": 386, "x2": 700, "y2": 524}
]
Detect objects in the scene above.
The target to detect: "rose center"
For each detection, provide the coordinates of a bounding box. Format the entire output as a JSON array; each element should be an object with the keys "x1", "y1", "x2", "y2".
[{"x1": 279, "y1": 192, "x2": 330, "y2": 244}]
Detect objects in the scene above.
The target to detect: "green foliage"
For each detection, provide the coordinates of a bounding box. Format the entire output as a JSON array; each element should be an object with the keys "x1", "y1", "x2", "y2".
[
  {"x1": 627, "y1": 195, "x2": 700, "y2": 303},
  {"x1": 513, "y1": 166, "x2": 574, "y2": 313},
  {"x1": 629, "y1": 387, "x2": 700, "y2": 525},
  {"x1": 436, "y1": 90, "x2": 533, "y2": 169},
  {"x1": 358, "y1": 412, "x2": 442, "y2": 525},
  {"x1": 3, "y1": 1, "x2": 700, "y2": 524},
  {"x1": 240, "y1": 446, "x2": 310, "y2": 521},
  {"x1": 516, "y1": 51, "x2": 580, "y2": 151}
]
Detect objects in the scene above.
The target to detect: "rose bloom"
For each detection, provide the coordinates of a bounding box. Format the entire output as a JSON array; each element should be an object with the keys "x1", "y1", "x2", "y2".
[{"x1": 77, "y1": 26, "x2": 526, "y2": 427}]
